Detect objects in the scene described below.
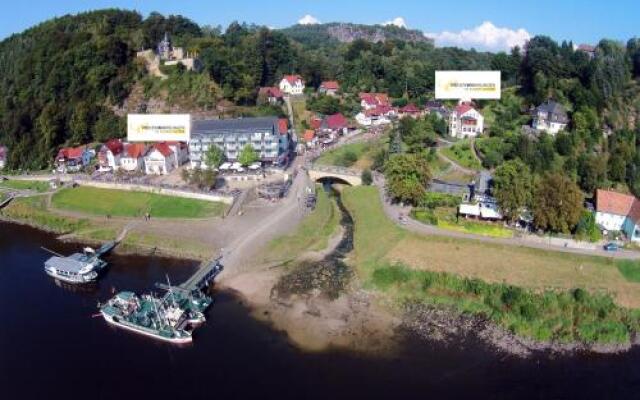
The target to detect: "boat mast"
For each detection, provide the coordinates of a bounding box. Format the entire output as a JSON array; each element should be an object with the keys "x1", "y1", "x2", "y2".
[
  {"x1": 150, "y1": 293, "x2": 164, "y2": 329},
  {"x1": 166, "y1": 274, "x2": 176, "y2": 307}
]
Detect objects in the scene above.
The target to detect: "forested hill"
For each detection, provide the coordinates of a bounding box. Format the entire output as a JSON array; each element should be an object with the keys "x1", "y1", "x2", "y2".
[
  {"x1": 0, "y1": 9, "x2": 202, "y2": 168},
  {"x1": 2, "y1": 9, "x2": 640, "y2": 172},
  {"x1": 279, "y1": 22, "x2": 432, "y2": 47},
  {"x1": 0, "y1": 9, "x2": 493, "y2": 169}
]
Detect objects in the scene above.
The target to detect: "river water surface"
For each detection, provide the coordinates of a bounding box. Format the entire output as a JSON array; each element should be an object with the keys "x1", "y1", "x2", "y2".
[{"x1": 2, "y1": 221, "x2": 640, "y2": 399}]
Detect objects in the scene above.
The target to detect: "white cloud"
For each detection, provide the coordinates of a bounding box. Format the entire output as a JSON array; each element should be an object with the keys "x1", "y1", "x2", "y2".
[
  {"x1": 382, "y1": 17, "x2": 407, "y2": 29},
  {"x1": 298, "y1": 14, "x2": 320, "y2": 25},
  {"x1": 425, "y1": 21, "x2": 530, "y2": 52}
]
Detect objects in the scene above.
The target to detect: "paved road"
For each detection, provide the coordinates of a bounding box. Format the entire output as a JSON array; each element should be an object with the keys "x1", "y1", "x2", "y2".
[
  {"x1": 220, "y1": 166, "x2": 313, "y2": 276},
  {"x1": 373, "y1": 173, "x2": 640, "y2": 260}
]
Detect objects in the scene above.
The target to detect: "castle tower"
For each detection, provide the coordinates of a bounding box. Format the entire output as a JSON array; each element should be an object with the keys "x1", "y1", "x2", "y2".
[{"x1": 157, "y1": 32, "x2": 172, "y2": 60}]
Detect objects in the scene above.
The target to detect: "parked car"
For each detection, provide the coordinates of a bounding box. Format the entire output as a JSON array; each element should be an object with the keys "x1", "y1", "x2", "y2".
[{"x1": 604, "y1": 242, "x2": 619, "y2": 252}]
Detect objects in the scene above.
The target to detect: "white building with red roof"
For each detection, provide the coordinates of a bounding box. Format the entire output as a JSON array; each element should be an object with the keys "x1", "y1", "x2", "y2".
[
  {"x1": 279, "y1": 75, "x2": 305, "y2": 95},
  {"x1": 258, "y1": 87, "x2": 284, "y2": 104},
  {"x1": 120, "y1": 143, "x2": 148, "y2": 172},
  {"x1": 144, "y1": 142, "x2": 187, "y2": 175},
  {"x1": 320, "y1": 113, "x2": 349, "y2": 134},
  {"x1": 56, "y1": 145, "x2": 93, "y2": 173},
  {"x1": 355, "y1": 105, "x2": 395, "y2": 126},
  {"x1": 595, "y1": 189, "x2": 640, "y2": 241},
  {"x1": 98, "y1": 139, "x2": 124, "y2": 171},
  {"x1": 319, "y1": 81, "x2": 340, "y2": 96},
  {"x1": 449, "y1": 102, "x2": 484, "y2": 138},
  {"x1": 399, "y1": 103, "x2": 423, "y2": 119},
  {"x1": 359, "y1": 93, "x2": 390, "y2": 111}
]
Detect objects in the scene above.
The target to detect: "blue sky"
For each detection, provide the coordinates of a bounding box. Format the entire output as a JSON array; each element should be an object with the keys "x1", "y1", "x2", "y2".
[{"x1": 2, "y1": 0, "x2": 639, "y2": 51}]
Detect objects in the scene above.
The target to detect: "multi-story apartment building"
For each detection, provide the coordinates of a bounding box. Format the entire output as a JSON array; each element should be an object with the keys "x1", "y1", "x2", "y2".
[{"x1": 189, "y1": 117, "x2": 290, "y2": 168}]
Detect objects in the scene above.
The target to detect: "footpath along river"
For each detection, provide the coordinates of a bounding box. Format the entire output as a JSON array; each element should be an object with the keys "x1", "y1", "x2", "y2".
[{"x1": 2, "y1": 220, "x2": 640, "y2": 399}]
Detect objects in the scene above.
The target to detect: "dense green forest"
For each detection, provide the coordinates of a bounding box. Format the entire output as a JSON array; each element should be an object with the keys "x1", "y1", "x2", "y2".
[{"x1": 1, "y1": 7, "x2": 640, "y2": 184}]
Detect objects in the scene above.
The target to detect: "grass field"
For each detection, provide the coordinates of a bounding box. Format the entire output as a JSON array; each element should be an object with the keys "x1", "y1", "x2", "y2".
[
  {"x1": 51, "y1": 186, "x2": 226, "y2": 218},
  {"x1": 617, "y1": 260, "x2": 640, "y2": 283},
  {"x1": 440, "y1": 140, "x2": 482, "y2": 170},
  {"x1": 315, "y1": 139, "x2": 387, "y2": 170},
  {"x1": 435, "y1": 167, "x2": 474, "y2": 183},
  {"x1": 437, "y1": 219, "x2": 513, "y2": 238},
  {"x1": 290, "y1": 97, "x2": 309, "y2": 136},
  {"x1": 341, "y1": 186, "x2": 640, "y2": 343},
  {"x1": 0, "y1": 179, "x2": 49, "y2": 192},
  {"x1": 264, "y1": 188, "x2": 341, "y2": 263},
  {"x1": 3, "y1": 196, "x2": 89, "y2": 233}
]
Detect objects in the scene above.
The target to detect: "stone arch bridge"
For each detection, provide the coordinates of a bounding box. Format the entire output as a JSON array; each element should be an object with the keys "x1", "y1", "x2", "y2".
[{"x1": 307, "y1": 164, "x2": 362, "y2": 186}]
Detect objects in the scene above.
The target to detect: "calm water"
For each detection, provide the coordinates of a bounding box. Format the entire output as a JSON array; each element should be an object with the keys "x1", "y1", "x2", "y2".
[{"x1": 2, "y1": 222, "x2": 640, "y2": 399}]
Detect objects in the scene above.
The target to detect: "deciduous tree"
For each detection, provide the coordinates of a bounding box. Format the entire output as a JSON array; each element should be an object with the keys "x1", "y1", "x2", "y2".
[
  {"x1": 533, "y1": 173, "x2": 584, "y2": 233},
  {"x1": 384, "y1": 153, "x2": 431, "y2": 205},
  {"x1": 204, "y1": 145, "x2": 225, "y2": 169},
  {"x1": 492, "y1": 159, "x2": 533, "y2": 222},
  {"x1": 238, "y1": 143, "x2": 259, "y2": 166}
]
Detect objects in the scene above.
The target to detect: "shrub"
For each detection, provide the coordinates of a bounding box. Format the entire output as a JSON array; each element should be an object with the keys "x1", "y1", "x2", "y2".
[
  {"x1": 361, "y1": 169, "x2": 373, "y2": 185},
  {"x1": 338, "y1": 150, "x2": 358, "y2": 167},
  {"x1": 411, "y1": 209, "x2": 438, "y2": 225},
  {"x1": 420, "y1": 192, "x2": 461, "y2": 209}
]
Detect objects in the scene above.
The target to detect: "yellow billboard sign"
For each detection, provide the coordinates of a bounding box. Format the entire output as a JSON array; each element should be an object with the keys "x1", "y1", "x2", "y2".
[
  {"x1": 127, "y1": 114, "x2": 191, "y2": 142},
  {"x1": 435, "y1": 71, "x2": 501, "y2": 100}
]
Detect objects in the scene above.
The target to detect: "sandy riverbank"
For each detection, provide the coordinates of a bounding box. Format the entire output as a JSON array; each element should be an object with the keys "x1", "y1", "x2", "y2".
[{"x1": 220, "y1": 267, "x2": 401, "y2": 354}]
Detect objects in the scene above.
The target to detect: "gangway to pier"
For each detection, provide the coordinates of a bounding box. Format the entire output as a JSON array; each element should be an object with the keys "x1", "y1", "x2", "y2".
[
  {"x1": 0, "y1": 195, "x2": 14, "y2": 209},
  {"x1": 177, "y1": 256, "x2": 224, "y2": 292}
]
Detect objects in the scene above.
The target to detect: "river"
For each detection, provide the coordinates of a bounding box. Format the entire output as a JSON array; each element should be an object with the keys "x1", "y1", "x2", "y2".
[{"x1": 2, "y1": 220, "x2": 640, "y2": 399}]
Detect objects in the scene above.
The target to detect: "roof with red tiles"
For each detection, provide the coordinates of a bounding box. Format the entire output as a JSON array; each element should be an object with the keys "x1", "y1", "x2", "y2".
[
  {"x1": 365, "y1": 105, "x2": 394, "y2": 117},
  {"x1": 104, "y1": 139, "x2": 123, "y2": 155},
  {"x1": 325, "y1": 113, "x2": 347, "y2": 130},
  {"x1": 454, "y1": 103, "x2": 475, "y2": 116},
  {"x1": 124, "y1": 143, "x2": 147, "y2": 158},
  {"x1": 400, "y1": 104, "x2": 420, "y2": 113},
  {"x1": 259, "y1": 86, "x2": 283, "y2": 98},
  {"x1": 303, "y1": 130, "x2": 315, "y2": 142},
  {"x1": 310, "y1": 118, "x2": 322, "y2": 130},
  {"x1": 152, "y1": 142, "x2": 173, "y2": 157},
  {"x1": 278, "y1": 118, "x2": 289, "y2": 135},
  {"x1": 282, "y1": 74, "x2": 304, "y2": 85},
  {"x1": 359, "y1": 92, "x2": 390, "y2": 107},
  {"x1": 596, "y1": 189, "x2": 635, "y2": 217},
  {"x1": 320, "y1": 81, "x2": 340, "y2": 90},
  {"x1": 58, "y1": 146, "x2": 86, "y2": 160}
]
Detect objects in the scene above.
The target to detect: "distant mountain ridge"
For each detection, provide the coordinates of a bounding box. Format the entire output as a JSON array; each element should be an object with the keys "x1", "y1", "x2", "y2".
[{"x1": 280, "y1": 22, "x2": 433, "y2": 45}]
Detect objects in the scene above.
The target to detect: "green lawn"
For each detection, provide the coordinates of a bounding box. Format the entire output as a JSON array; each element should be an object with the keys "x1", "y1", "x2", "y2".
[
  {"x1": 440, "y1": 140, "x2": 482, "y2": 170},
  {"x1": 438, "y1": 219, "x2": 513, "y2": 238},
  {"x1": 264, "y1": 188, "x2": 341, "y2": 263},
  {"x1": 290, "y1": 97, "x2": 308, "y2": 136},
  {"x1": 51, "y1": 186, "x2": 226, "y2": 218},
  {"x1": 2, "y1": 196, "x2": 89, "y2": 233},
  {"x1": 617, "y1": 260, "x2": 640, "y2": 282},
  {"x1": 0, "y1": 179, "x2": 49, "y2": 192}
]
